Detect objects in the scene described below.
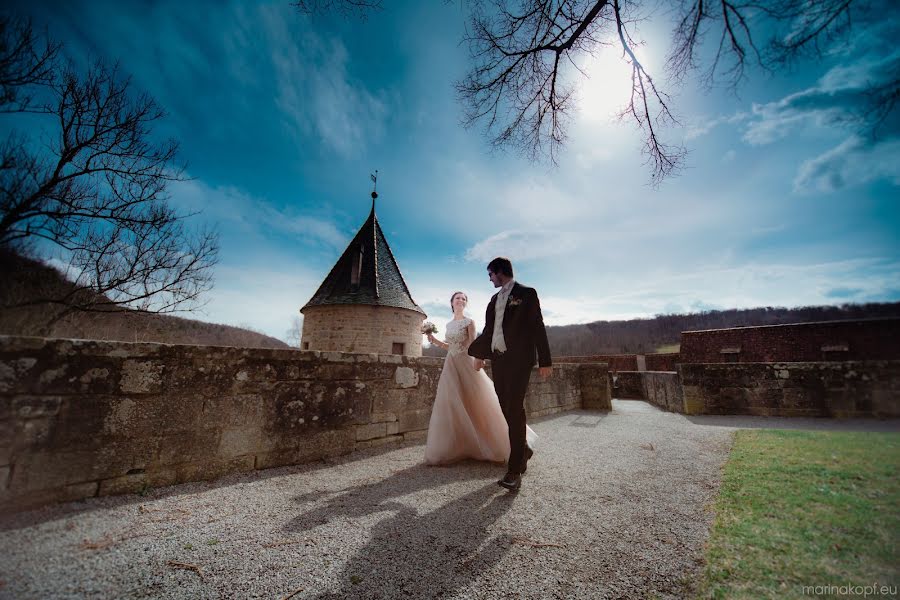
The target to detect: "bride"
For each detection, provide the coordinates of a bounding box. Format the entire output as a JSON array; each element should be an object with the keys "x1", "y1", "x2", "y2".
[{"x1": 424, "y1": 291, "x2": 536, "y2": 465}]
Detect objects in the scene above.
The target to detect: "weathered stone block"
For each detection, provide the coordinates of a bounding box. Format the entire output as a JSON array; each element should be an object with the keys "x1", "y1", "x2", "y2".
[
  {"x1": 356, "y1": 434, "x2": 403, "y2": 449},
  {"x1": 203, "y1": 394, "x2": 266, "y2": 428},
  {"x1": 373, "y1": 388, "x2": 409, "y2": 415},
  {"x1": 175, "y1": 455, "x2": 255, "y2": 484},
  {"x1": 397, "y1": 409, "x2": 431, "y2": 433},
  {"x1": 219, "y1": 427, "x2": 274, "y2": 458},
  {"x1": 10, "y1": 417, "x2": 55, "y2": 451},
  {"x1": 9, "y1": 450, "x2": 120, "y2": 492},
  {"x1": 370, "y1": 412, "x2": 398, "y2": 424},
  {"x1": 255, "y1": 430, "x2": 355, "y2": 469},
  {"x1": 394, "y1": 367, "x2": 419, "y2": 388},
  {"x1": 681, "y1": 385, "x2": 705, "y2": 415},
  {"x1": 356, "y1": 422, "x2": 387, "y2": 441},
  {"x1": 12, "y1": 395, "x2": 63, "y2": 419},
  {"x1": 872, "y1": 389, "x2": 900, "y2": 418},
  {"x1": 403, "y1": 430, "x2": 428, "y2": 442},
  {"x1": 120, "y1": 360, "x2": 164, "y2": 394},
  {"x1": 0, "y1": 357, "x2": 38, "y2": 393},
  {"x1": 157, "y1": 430, "x2": 221, "y2": 465},
  {"x1": 98, "y1": 469, "x2": 178, "y2": 496}
]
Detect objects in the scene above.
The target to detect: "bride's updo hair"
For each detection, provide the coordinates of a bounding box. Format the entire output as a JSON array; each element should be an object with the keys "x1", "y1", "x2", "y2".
[{"x1": 450, "y1": 291, "x2": 467, "y2": 311}]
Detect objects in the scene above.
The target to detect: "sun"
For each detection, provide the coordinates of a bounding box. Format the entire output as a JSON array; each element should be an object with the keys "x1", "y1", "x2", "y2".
[{"x1": 577, "y1": 44, "x2": 655, "y2": 123}]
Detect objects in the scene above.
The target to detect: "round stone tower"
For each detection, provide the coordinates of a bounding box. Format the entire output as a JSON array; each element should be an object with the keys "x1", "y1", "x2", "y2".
[{"x1": 300, "y1": 189, "x2": 427, "y2": 356}]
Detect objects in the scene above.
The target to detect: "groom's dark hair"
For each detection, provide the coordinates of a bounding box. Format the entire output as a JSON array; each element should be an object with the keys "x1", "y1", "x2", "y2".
[{"x1": 487, "y1": 257, "x2": 514, "y2": 278}]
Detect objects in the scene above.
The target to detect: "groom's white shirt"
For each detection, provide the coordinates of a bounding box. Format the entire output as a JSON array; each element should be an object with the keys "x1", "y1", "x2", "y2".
[{"x1": 491, "y1": 279, "x2": 516, "y2": 353}]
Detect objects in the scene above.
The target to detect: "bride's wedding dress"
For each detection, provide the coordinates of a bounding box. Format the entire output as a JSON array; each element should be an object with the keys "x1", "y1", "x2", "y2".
[{"x1": 425, "y1": 317, "x2": 537, "y2": 465}]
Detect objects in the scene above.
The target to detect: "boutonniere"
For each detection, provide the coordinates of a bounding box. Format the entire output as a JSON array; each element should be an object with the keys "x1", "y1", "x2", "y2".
[{"x1": 507, "y1": 296, "x2": 523, "y2": 307}]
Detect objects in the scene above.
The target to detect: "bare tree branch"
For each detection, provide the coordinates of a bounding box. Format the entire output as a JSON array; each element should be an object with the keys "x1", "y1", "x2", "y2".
[
  {"x1": 291, "y1": 0, "x2": 382, "y2": 19},
  {"x1": 0, "y1": 15, "x2": 218, "y2": 320},
  {"x1": 0, "y1": 14, "x2": 60, "y2": 112},
  {"x1": 452, "y1": 0, "x2": 877, "y2": 182}
]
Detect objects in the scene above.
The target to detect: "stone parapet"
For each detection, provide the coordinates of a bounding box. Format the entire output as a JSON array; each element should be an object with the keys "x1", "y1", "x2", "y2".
[
  {"x1": 0, "y1": 336, "x2": 606, "y2": 512},
  {"x1": 679, "y1": 361, "x2": 900, "y2": 417}
]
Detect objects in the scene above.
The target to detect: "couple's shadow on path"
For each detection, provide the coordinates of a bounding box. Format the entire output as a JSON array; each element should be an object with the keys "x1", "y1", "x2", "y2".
[{"x1": 285, "y1": 462, "x2": 517, "y2": 598}]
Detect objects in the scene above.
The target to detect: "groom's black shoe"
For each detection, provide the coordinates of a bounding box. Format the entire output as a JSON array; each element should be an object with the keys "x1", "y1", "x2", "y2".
[
  {"x1": 498, "y1": 472, "x2": 521, "y2": 491},
  {"x1": 521, "y1": 446, "x2": 534, "y2": 474}
]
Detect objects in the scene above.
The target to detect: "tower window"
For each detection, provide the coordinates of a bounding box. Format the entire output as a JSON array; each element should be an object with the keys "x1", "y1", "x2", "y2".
[
  {"x1": 350, "y1": 246, "x2": 363, "y2": 289},
  {"x1": 392, "y1": 342, "x2": 405, "y2": 355}
]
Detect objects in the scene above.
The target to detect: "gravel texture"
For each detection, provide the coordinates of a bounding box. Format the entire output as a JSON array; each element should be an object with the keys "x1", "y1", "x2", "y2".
[{"x1": 2, "y1": 400, "x2": 897, "y2": 599}]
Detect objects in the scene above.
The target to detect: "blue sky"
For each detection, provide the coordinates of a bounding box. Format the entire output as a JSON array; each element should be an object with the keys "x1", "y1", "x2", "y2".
[{"x1": 7, "y1": 0, "x2": 900, "y2": 342}]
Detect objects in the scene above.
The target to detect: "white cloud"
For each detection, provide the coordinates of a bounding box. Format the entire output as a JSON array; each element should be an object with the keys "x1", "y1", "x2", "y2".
[
  {"x1": 464, "y1": 230, "x2": 580, "y2": 263},
  {"x1": 170, "y1": 178, "x2": 348, "y2": 251},
  {"x1": 260, "y1": 6, "x2": 389, "y2": 158},
  {"x1": 195, "y1": 263, "x2": 321, "y2": 342},
  {"x1": 793, "y1": 136, "x2": 900, "y2": 193},
  {"x1": 685, "y1": 112, "x2": 748, "y2": 140}
]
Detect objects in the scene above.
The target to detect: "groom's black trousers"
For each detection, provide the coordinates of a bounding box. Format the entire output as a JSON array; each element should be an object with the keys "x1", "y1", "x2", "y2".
[{"x1": 490, "y1": 352, "x2": 531, "y2": 474}]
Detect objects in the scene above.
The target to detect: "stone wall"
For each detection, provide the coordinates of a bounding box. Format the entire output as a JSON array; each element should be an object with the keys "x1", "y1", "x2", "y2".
[
  {"x1": 680, "y1": 318, "x2": 900, "y2": 364},
  {"x1": 557, "y1": 354, "x2": 639, "y2": 371},
  {"x1": 612, "y1": 371, "x2": 644, "y2": 399},
  {"x1": 0, "y1": 335, "x2": 608, "y2": 512},
  {"x1": 610, "y1": 371, "x2": 682, "y2": 412},
  {"x1": 641, "y1": 372, "x2": 684, "y2": 413},
  {"x1": 680, "y1": 361, "x2": 900, "y2": 417},
  {"x1": 300, "y1": 304, "x2": 424, "y2": 356}
]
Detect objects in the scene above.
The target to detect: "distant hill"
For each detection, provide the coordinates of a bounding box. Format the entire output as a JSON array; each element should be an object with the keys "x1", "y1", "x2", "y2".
[
  {"x1": 423, "y1": 302, "x2": 900, "y2": 358},
  {"x1": 0, "y1": 249, "x2": 290, "y2": 349},
  {"x1": 547, "y1": 304, "x2": 900, "y2": 356}
]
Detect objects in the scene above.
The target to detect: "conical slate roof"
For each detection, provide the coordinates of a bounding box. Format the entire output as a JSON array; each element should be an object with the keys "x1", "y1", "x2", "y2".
[{"x1": 301, "y1": 200, "x2": 425, "y2": 315}]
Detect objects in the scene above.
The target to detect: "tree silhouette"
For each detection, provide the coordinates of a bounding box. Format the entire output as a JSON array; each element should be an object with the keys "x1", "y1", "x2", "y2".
[
  {"x1": 0, "y1": 14, "x2": 218, "y2": 327},
  {"x1": 293, "y1": 0, "x2": 892, "y2": 185}
]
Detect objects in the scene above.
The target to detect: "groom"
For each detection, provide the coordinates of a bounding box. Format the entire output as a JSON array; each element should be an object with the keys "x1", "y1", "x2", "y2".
[{"x1": 468, "y1": 257, "x2": 552, "y2": 491}]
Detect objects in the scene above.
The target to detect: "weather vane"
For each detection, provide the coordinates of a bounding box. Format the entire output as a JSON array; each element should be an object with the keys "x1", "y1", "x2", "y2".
[{"x1": 370, "y1": 169, "x2": 378, "y2": 201}]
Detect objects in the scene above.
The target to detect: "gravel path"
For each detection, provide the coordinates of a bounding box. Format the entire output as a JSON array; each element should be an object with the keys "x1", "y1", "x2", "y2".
[{"x1": 2, "y1": 400, "x2": 898, "y2": 600}]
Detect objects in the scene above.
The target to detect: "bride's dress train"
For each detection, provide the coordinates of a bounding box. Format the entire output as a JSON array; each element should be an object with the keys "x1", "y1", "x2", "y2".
[{"x1": 425, "y1": 318, "x2": 537, "y2": 465}]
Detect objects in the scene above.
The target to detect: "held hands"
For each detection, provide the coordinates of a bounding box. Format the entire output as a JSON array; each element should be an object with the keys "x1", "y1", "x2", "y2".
[
  {"x1": 474, "y1": 358, "x2": 484, "y2": 371},
  {"x1": 539, "y1": 366, "x2": 552, "y2": 380}
]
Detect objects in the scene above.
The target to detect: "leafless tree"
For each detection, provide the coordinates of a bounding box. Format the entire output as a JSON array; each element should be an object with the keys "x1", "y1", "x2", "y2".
[
  {"x1": 0, "y1": 14, "x2": 218, "y2": 327},
  {"x1": 286, "y1": 314, "x2": 303, "y2": 347},
  {"x1": 289, "y1": 1, "x2": 877, "y2": 183},
  {"x1": 456, "y1": 0, "x2": 870, "y2": 183}
]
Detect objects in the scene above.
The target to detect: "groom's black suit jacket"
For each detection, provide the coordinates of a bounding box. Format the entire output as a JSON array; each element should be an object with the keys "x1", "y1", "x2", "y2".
[{"x1": 468, "y1": 282, "x2": 552, "y2": 369}]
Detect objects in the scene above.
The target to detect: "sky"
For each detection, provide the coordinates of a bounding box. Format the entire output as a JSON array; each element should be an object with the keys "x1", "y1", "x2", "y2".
[{"x1": 5, "y1": 0, "x2": 900, "y2": 342}]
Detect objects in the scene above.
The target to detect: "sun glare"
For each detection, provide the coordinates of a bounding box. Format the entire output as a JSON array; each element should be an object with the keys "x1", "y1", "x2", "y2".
[{"x1": 578, "y1": 45, "x2": 654, "y2": 123}]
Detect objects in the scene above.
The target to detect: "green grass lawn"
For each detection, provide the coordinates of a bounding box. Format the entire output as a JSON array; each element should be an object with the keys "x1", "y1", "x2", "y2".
[
  {"x1": 699, "y1": 430, "x2": 899, "y2": 599},
  {"x1": 655, "y1": 343, "x2": 680, "y2": 353}
]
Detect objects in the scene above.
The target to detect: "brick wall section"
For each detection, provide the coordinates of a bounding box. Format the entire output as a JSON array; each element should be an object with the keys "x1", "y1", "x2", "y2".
[
  {"x1": 644, "y1": 353, "x2": 680, "y2": 371},
  {"x1": 0, "y1": 335, "x2": 609, "y2": 512},
  {"x1": 300, "y1": 304, "x2": 424, "y2": 356},
  {"x1": 679, "y1": 318, "x2": 900, "y2": 364},
  {"x1": 680, "y1": 361, "x2": 900, "y2": 417}
]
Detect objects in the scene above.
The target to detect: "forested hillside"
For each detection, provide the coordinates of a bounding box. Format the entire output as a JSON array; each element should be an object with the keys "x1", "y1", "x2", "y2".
[
  {"x1": 0, "y1": 250, "x2": 289, "y2": 349},
  {"x1": 424, "y1": 303, "x2": 900, "y2": 357}
]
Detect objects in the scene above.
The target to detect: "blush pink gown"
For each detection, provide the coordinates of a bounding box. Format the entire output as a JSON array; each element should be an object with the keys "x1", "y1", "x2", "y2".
[{"x1": 425, "y1": 317, "x2": 537, "y2": 465}]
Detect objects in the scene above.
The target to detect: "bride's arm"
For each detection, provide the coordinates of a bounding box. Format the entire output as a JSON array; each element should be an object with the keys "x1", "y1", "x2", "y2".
[
  {"x1": 427, "y1": 332, "x2": 449, "y2": 350},
  {"x1": 466, "y1": 319, "x2": 476, "y2": 344}
]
